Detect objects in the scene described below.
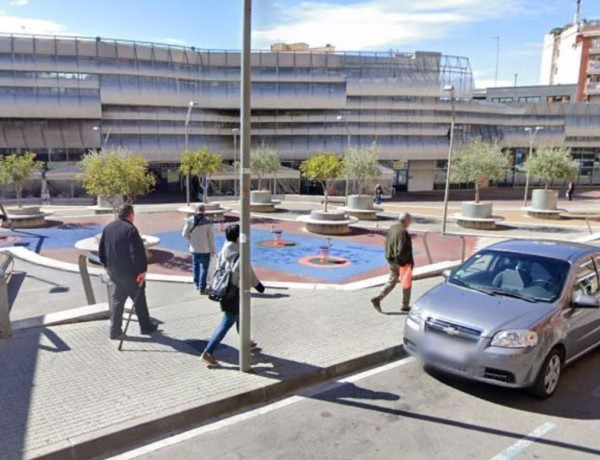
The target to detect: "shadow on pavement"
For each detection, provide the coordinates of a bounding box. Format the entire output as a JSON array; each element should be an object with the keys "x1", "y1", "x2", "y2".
[{"x1": 426, "y1": 347, "x2": 600, "y2": 420}]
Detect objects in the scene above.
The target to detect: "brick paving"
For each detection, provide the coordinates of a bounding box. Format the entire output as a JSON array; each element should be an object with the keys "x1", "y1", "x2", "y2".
[{"x1": 0, "y1": 278, "x2": 440, "y2": 459}]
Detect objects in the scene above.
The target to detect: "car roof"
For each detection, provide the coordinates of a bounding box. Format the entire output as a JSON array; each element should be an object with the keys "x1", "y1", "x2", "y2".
[{"x1": 484, "y1": 239, "x2": 596, "y2": 262}]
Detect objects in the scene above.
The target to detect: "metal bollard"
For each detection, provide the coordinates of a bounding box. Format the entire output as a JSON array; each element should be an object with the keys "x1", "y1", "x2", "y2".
[{"x1": 0, "y1": 269, "x2": 12, "y2": 339}]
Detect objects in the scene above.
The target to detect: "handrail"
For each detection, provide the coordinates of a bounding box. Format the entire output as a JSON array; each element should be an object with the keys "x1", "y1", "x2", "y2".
[{"x1": 422, "y1": 231, "x2": 466, "y2": 265}]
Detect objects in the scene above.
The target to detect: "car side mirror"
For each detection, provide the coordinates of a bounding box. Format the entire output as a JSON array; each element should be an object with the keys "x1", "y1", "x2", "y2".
[
  {"x1": 442, "y1": 268, "x2": 452, "y2": 280},
  {"x1": 572, "y1": 293, "x2": 599, "y2": 309}
]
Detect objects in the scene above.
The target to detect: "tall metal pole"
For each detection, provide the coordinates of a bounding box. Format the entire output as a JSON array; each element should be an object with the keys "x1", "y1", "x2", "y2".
[
  {"x1": 493, "y1": 36, "x2": 500, "y2": 87},
  {"x1": 232, "y1": 128, "x2": 239, "y2": 201},
  {"x1": 239, "y1": 0, "x2": 252, "y2": 373},
  {"x1": 523, "y1": 126, "x2": 543, "y2": 208},
  {"x1": 184, "y1": 101, "x2": 195, "y2": 207},
  {"x1": 338, "y1": 115, "x2": 351, "y2": 203},
  {"x1": 441, "y1": 87, "x2": 456, "y2": 235}
]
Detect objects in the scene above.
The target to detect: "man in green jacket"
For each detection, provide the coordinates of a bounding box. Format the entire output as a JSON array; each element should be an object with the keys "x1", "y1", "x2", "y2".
[{"x1": 371, "y1": 213, "x2": 414, "y2": 313}]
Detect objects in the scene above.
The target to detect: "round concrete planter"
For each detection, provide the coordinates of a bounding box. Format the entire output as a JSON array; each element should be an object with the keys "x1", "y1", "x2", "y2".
[
  {"x1": 310, "y1": 210, "x2": 346, "y2": 221},
  {"x1": 347, "y1": 195, "x2": 374, "y2": 211},
  {"x1": 461, "y1": 202, "x2": 493, "y2": 219},
  {"x1": 92, "y1": 195, "x2": 124, "y2": 215},
  {"x1": 531, "y1": 189, "x2": 558, "y2": 211},
  {"x1": 297, "y1": 210, "x2": 357, "y2": 235},
  {"x1": 4, "y1": 205, "x2": 49, "y2": 228},
  {"x1": 250, "y1": 190, "x2": 277, "y2": 212}
]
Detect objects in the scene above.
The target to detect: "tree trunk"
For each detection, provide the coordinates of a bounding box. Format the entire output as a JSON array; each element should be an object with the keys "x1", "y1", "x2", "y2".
[
  {"x1": 545, "y1": 182, "x2": 549, "y2": 191},
  {"x1": 204, "y1": 176, "x2": 209, "y2": 204},
  {"x1": 474, "y1": 183, "x2": 480, "y2": 203},
  {"x1": 15, "y1": 184, "x2": 21, "y2": 208},
  {"x1": 258, "y1": 177, "x2": 262, "y2": 191},
  {"x1": 323, "y1": 181, "x2": 329, "y2": 212}
]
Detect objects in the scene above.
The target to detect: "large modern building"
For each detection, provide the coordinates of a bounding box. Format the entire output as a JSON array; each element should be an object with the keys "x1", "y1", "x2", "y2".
[{"x1": 1, "y1": 32, "x2": 600, "y2": 197}]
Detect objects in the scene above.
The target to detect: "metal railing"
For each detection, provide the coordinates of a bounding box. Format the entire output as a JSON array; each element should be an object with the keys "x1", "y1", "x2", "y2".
[{"x1": 422, "y1": 231, "x2": 466, "y2": 265}]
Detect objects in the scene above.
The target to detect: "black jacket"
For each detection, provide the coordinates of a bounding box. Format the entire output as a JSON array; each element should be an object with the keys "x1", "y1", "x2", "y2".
[
  {"x1": 99, "y1": 218, "x2": 147, "y2": 279},
  {"x1": 384, "y1": 222, "x2": 413, "y2": 267}
]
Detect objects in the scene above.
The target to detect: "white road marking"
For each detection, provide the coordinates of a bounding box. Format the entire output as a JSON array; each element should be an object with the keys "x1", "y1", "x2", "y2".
[
  {"x1": 491, "y1": 422, "x2": 557, "y2": 460},
  {"x1": 107, "y1": 356, "x2": 415, "y2": 460},
  {"x1": 592, "y1": 385, "x2": 600, "y2": 397}
]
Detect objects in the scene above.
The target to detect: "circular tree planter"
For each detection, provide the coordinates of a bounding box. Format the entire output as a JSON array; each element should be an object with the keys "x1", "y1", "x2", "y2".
[
  {"x1": 89, "y1": 195, "x2": 124, "y2": 215},
  {"x1": 340, "y1": 194, "x2": 381, "y2": 221},
  {"x1": 527, "y1": 189, "x2": 562, "y2": 219},
  {"x1": 297, "y1": 210, "x2": 358, "y2": 235},
  {"x1": 3, "y1": 205, "x2": 53, "y2": 229},
  {"x1": 178, "y1": 202, "x2": 232, "y2": 222},
  {"x1": 250, "y1": 190, "x2": 279, "y2": 213},
  {"x1": 454, "y1": 202, "x2": 500, "y2": 230},
  {"x1": 75, "y1": 234, "x2": 160, "y2": 259}
]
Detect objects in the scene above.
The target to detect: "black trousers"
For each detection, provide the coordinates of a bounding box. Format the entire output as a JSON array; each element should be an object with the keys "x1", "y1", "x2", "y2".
[{"x1": 109, "y1": 275, "x2": 152, "y2": 335}]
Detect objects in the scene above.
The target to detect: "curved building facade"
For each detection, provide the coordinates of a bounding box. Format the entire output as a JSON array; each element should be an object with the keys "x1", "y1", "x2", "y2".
[{"x1": 0, "y1": 33, "x2": 600, "y2": 194}]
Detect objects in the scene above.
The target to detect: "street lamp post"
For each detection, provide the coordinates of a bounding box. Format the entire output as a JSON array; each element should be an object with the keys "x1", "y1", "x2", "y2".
[
  {"x1": 93, "y1": 126, "x2": 112, "y2": 149},
  {"x1": 239, "y1": 0, "x2": 252, "y2": 373},
  {"x1": 337, "y1": 114, "x2": 351, "y2": 204},
  {"x1": 522, "y1": 126, "x2": 544, "y2": 208},
  {"x1": 441, "y1": 85, "x2": 456, "y2": 235},
  {"x1": 184, "y1": 101, "x2": 198, "y2": 207},
  {"x1": 232, "y1": 127, "x2": 240, "y2": 201}
]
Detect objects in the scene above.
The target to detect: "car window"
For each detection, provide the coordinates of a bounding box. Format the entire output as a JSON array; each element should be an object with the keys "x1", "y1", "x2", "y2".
[{"x1": 573, "y1": 257, "x2": 599, "y2": 297}]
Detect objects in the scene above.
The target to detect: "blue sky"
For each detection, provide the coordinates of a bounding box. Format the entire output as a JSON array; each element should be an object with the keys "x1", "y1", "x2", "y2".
[{"x1": 0, "y1": 0, "x2": 599, "y2": 88}]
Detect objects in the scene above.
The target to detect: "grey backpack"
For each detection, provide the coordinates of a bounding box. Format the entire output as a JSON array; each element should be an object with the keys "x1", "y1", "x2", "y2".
[{"x1": 208, "y1": 255, "x2": 238, "y2": 302}]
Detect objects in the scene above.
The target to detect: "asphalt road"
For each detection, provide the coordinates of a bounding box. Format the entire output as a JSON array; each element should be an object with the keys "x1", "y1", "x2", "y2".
[{"x1": 113, "y1": 349, "x2": 600, "y2": 460}]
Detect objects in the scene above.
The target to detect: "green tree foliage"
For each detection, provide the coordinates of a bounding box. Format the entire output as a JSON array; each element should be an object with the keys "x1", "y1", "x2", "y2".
[
  {"x1": 79, "y1": 148, "x2": 155, "y2": 215},
  {"x1": 300, "y1": 152, "x2": 345, "y2": 212},
  {"x1": 525, "y1": 146, "x2": 577, "y2": 190},
  {"x1": 251, "y1": 145, "x2": 280, "y2": 190},
  {"x1": 451, "y1": 138, "x2": 509, "y2": 203},
  {"x1": 0, "y1": 152, "x2": 43, "y2": 207},
  {"x1": 343, "y1": 142, "x2": 381, "y2": 194},
  {"x1": 179, "y1": 148, "x2": 223, "y2": 203}
]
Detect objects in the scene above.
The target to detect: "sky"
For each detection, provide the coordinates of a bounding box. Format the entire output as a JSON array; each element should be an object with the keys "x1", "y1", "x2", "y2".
[{"x1": 0, "y1": 0, "x2": 599, "y2": 88}]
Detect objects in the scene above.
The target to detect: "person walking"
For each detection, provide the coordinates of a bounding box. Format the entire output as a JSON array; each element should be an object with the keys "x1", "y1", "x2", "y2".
[
  {"x1": 374, "y1": 184, "x2": 384, "y2": 205},
  {"x1": 99, "y1": 204, "x2": 159, "y2": 340},
  {"x1": 182, "y1": 204, "x2": 216, "y2": 294},
  {"x1": 566, "y1": 180, "x2": 575, "y2": 201},
  {"x1": 371, "y1": 213, "x2": 414, "y2": 313},
  {"x1": 201, "y1": 224, "x2": 265, "y2": 367}
]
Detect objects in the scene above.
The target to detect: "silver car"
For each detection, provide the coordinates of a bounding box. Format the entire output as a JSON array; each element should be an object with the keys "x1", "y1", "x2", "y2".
[{"x1": 404, "y1": 239, "x2": 600, "y2": 398}]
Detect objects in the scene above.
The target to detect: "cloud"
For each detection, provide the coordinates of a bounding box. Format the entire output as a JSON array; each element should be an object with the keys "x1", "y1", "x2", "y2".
[
  {"x1": 158, "y1": 37, "x2": 189, "y2": 46},
  {"x1": 253, "y1": 0, "x2": 528, "y2": 50},
  {"x1": 10, "y1": 0, "x2": 29, "y2": 6},
  {"x1": 0, "y1": 12, "x2": 68, "y2": 35}
]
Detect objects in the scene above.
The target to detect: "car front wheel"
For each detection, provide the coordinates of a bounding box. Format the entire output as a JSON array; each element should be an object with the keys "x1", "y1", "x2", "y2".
[{"x1": 529, "y1": 348, "x2": 563, "y2": 399}]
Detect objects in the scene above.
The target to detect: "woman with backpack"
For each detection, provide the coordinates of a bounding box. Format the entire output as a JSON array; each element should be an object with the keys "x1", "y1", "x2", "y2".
[{"x1": 201, "y1": 223, "x2": 265, "y2": 367}]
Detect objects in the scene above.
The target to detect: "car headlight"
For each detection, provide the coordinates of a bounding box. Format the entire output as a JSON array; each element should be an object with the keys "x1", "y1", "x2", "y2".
[
  {"x1": 406, "y1": 306, "x2": 424, "y2": 330},
  {"x1": 491, "y1": 329, "x2": 538, "y2": 348}
]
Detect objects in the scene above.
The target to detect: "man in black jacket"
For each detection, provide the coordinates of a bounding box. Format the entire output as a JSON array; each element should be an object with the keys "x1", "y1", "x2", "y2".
[
  {"x1": 99, "y1": 204, "x2": 158, "y2": 339},
  {"x1": 371, "y1": 213, "x2": 414, "y2": 314}
]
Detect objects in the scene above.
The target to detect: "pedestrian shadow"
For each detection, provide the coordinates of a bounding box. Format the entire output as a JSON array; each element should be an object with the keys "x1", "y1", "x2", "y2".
[
  {"x1": 116, "y1": 331, "x2": 204, "y2": 356},
  {"x1": 251, "y1": 292, "x2": 290, "y2": 299},
  {"x1": 7, "y1": 271, "x2": 26, "y2": 311}
]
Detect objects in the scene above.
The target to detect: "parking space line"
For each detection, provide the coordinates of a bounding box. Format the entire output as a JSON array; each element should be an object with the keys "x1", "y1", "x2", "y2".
[
  {"x1": 491, "y1": 422, "x2": 556, "y2": 460},
  {"x1": 107, "y1": 356, "x2": 415, "y2": 460}
]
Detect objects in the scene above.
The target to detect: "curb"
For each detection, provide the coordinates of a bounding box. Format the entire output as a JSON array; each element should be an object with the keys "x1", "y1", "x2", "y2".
[{"x1": 28, "y1": 344, "x2": 407, "y2": 460}]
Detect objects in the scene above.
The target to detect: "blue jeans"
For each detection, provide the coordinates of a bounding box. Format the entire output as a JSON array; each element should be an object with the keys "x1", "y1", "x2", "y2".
[
  {"x1": 192, "y1": 252, "x2": 211, "y2": 290},
  {"x1": 375, "y1": 195, "x2": 382, "y2": 205},
  {"x1": 205, "y1": 312, "x2": 239, "y2": 354}
]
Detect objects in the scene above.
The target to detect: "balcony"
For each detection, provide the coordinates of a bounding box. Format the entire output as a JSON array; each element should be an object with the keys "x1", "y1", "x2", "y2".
[
  {"x1": 588, "y1": 60, "x2": 600, "y2": 74},
  {"x1": 586, "y1": 81, "x2": 600, "y2": 95}
]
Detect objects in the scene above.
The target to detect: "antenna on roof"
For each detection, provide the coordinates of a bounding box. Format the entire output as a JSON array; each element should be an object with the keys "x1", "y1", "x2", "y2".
[{"x1": 575, "y1": 0, "x2": 582, "y2": 32}]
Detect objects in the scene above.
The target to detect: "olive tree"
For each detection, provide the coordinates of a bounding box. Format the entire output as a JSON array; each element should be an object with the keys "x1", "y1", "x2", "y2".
[
  {"x1": 251, "y1": 145, "x2": 280, "y2": 190},
  {"x1": 525, "y1": 146, "x2": 577, "y2": 190},
  {"x1": 0, "y1": 152, "x2": 43, "y2": 208},
  {"x1": 451, "y1": 138, "x2": 509, "y2": 203},
  {"x1": 79, "y1": 148, "x2": 155, "y2": 216},
  {"x1": 343, "y1": 142, "x2": 381, "y2": 195},
  {"x1": 179, "y1": 148, "x2": 223, "y2": 203},
  {"x1": 299, "y1": 152, "x2": 345, "y2": 212}
]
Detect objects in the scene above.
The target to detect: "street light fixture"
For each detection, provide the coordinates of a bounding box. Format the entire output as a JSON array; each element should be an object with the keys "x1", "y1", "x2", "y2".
[
  {"x1": 93, "y1": 125, "x2": 112, "y2": 149},
  {"x1": 337, "y1": 114, "x2": 351, "y2": 204},
  {"x1": 522, "y1": 126, "x2": 544, "y2": 208},
  {"x1": 441, "y1": 85, "x2": 456, "y2": 234},
  {"x1": 183, "y1": 101, "x2": 198, "y2": 207},
  {"x1": 232, "y1": 127, "x2": 240, "y2": 201}
]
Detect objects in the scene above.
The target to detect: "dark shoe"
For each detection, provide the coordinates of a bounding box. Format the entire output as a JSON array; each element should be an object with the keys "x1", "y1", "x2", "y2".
[
  {"x1": 201, "y1": 351, "x2": 220, "y2": 367},
  {"x1": 110, "y1": 330, "x2": 124, "y2": 340},
  {"x1": 200, "y1": 289, "x2": 209, "y2": 295},
  {"x1": 141, "y1": 321, "x2": 159, "y2": 335},
  {"x1": 401, "y1": 305, "x2": 411, "y2": 313},
  {"x1": 371, "y1": 298, "x2": 382, "y2": 313}
]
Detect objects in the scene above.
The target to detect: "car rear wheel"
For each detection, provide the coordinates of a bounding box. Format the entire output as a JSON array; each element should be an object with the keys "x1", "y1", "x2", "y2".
[{"x1": 529, "y1": 348, "x2": 563, "y2": 399}]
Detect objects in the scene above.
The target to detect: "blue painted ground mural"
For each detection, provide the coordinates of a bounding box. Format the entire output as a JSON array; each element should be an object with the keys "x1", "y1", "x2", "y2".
[{"x1": 0, "y1": 224, "x2": 390, "y2": 283}]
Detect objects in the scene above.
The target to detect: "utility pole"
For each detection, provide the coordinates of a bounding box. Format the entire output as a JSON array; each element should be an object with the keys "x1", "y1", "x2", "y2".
[
  {"x1": 523, "y1": 126, "x2": 544, "y2": 208},
  {"x1": 441, "y1": 85, "x2": 456, "y2": 235},
  {"x1": 184, "y1": 101, "x2": 197, "y2": 207},
  {"x1": 239, "y1": 0, "x2": 252, "y2": 373},
  {"x1": 493, "y1": 36, "x2": 500, "y2": 87},
  {"x1": 337, "y1": 114, "x2": 351, "y2": 203},
  {"x1": 232, "y1": 128, "x2": 240, "y2": 201}
]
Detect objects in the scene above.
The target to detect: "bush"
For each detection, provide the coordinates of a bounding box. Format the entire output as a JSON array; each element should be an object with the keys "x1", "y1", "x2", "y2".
[
  {"x1": 300, "y1": 152, "x2": 345, "y2": 212},
  {"x1": 525, "y1": 146, "x2": 577, "y2": 190},
  {"x1": 251, "y1": 145, "x2": 280, "y2": 190},
  {"x1": 179, "y1": 148, "x2": 223, "y2": 203},
  {"x1": 344, "y1": 142, "x2": 381, "y2": 195},
  {"x1": 0, "y1": 152, "x2": 43, "y2": 207}
]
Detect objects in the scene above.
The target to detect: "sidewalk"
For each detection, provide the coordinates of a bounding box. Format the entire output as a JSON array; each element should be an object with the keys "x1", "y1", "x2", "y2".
[{"x1": 0, "y1": 278, "x2": 440, "y2": 460}]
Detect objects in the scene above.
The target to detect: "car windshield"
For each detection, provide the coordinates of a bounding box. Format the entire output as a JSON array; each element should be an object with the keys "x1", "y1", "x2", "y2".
[{"x1": 449, "y1": 249, "x2": 570, "y2": 303}]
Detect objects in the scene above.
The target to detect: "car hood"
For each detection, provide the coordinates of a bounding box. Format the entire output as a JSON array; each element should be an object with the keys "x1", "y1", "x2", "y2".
[{"x1": 415, "y1": 282, "x2": 555, "y2": 337}]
